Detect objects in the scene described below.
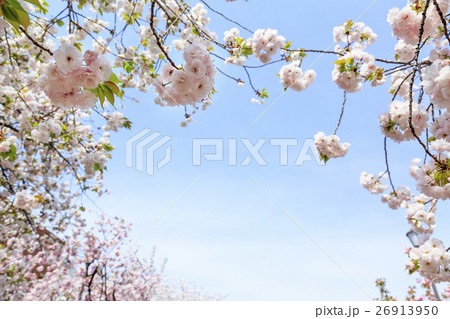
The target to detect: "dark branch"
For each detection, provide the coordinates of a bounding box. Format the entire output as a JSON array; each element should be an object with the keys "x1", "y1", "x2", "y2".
[
  {"x1": 407, "y1": 0, "x2": 440, "y2": 164},
  {"x1": 384, "y1": 137, "x2": 396, "y2": 194},
  {"x1": 432, "y1": 0, "x2": 450, "y2": 43},
  {"x1": 334, "y1": 91, "x2": 346, "y2": 135},
  {"x1": 150, "y1": 0, "x2": 178, "y2": 69},
  {"x1": 19, "y1": 27, "x2": 53, "y2": 56},
  {"x1": 199, "y1": 0, "x2": 253, "y2": 34}
]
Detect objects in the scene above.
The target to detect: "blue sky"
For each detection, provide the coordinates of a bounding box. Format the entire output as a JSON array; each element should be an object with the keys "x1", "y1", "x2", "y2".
[{"x1": 73, "y1": 0, "x2": 450, "y2": 300}]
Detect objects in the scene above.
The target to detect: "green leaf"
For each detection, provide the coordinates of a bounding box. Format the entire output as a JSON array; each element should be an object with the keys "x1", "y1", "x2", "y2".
[
  {"x1": 79, "y1": 206, "x2": 85, "y2": 212},
  {"x1": 427, "y1": 136, "x2": 436, "y2": 143},
  {"x1": 102, "y1": 144, "x2": 114, "y2": 152},
  {"x1": 56, "y1": 19, "x2": 64, "y2": 27},
  {"x1": 319, "y1": 153, "x2": 330, "y2": 164},
  {"x1": 123, "y1": 119, "x2": 132, "y2": 130},
  {"x1": 191, "y1": 27, "x2": 200, "y2": 36},
  {"x1": 100, "y1": 84, "x2": 114, "y2": 106},
  {"x1": 94, "y1": 162, "x2": 101, "y2": 173},
  {"x1": 16, "y1": 9, "x2": 29, "y2": 29},
  {"x1": 73, "y1": 42, "x2": 83, "y2": 52},
  {"x1": 408, "y1": 260, "x2": 420, "y2": 275},
  {"x1": 1, "y1": 5, "x2": 21, "y2": 32},
  {"x1": 333, "y1": 58, "x2": 346, "y2": 65},
  {"x1": 104, "y1": 81, "x2": 124, "y2": 99},
  {"x1": 4, "y1": 0, "x2": 30, "y2": 30},
  {"x1": 5, "y1": 0, "x2": 24, "y2": 10},
  {"x1": 260, "y1": 88, "x2": 269, "y2": 99},
  {"x1": 122, "y1": 61, "x2": 135, "y2": 73},
  {"x1": 77, "y1": 0, "x2": 87, "y2": 9},
  {"x1": 108, "y1": 72, "x2": 122, "y2": 84},
  {"x1": 23, "y1": 0, "x2": 48, "y2": 14},
  {"x1": 97, "y1": 87, "x2": 105, "y2": 107},
  {"x1": 0, "y1": 144, "x2": 16, "y2": 161},
  {"x1": 385, "y1": 119, "x2": 398, "y2": 133}
]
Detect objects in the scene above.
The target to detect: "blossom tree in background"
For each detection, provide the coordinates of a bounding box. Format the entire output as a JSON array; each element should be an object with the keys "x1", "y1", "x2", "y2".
[
  {"x1": 0, "y1": 0, "x2": 449, "y2": 300},
  {"x1": 375, "y1": 277, "x2": 450, "y2": 301}
]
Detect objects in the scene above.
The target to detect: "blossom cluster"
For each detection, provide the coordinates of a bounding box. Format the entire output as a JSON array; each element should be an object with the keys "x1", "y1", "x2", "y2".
[
  {"x1": 314, "y1": 132, "x2": 351, "y2": 162},
  {"x1": 332, "y1": 20, "x2": 385, "y2": 92},
  {"x1": 389, "y1": 70, "x2": 414, "y2": 100},
  {"x1": 360, "y1": 172, "x2": 411, "y2": 210},
  {"x1": 429, "y1": 112, "x2": 450, "y2": 153},
  {"x1": 224, "y1": 28, "x2": 286, "y2": 66},
  {"x1": 0, "y1": 213, "x2": 218, "y2": 300},
  {"x1": 279, "y1": 62, "x2": 316, "y2": 91},
  {"x1": 407, "y1": 238, "x2": 450, "y2": 283},
  {"x1": 332, "y1": 49, "x2": 386, "y2": 92},
  {"x1": 379, "y1": 101, "x2": 429, "y2": 143},
  {"x1": 39, "y1": 45, "x2": 112, "y2": 109},
  {"x1": 422, "y1": 45, "x2": 450, "y2": 111},
  {"x1": 360, "y1": 172, "x2": 388, "y2": 194},
  {"x1": 153, "y1": 43, "x2": 216, "y2": 110},
  {"x1": 405, "y1": 194, "x2": 437, "y2": 234},
  {"x1": 388, "y1": 1, "x2": 450, "y2": 45},
  {"x1": 333, "y1": 20, "x2": 377, "y2": 50},
  {"x1": 13, "y1": 190, "x2": 40, "y2": 212},
  {"x1": 409, "y1": 157, "x2": 450, "y2": 200},
  {"x1": 0, "y1": 136, "x2": 17, "y2": 154},
  {"x1": 223, "y1": 27, "x2": 247, "y2": 66},
  {"x1": 248, "y1": 28, "x2": 286, "y2": 64},
  {"x1": 381, "y1": 186, "x2": 411, "y2": 210},
  {"x1": 170, "y1": 4, "x2": 218, "y2": 52},
  {"x1": 394, "y1": 39, "x2": 416, "y2": 61}
]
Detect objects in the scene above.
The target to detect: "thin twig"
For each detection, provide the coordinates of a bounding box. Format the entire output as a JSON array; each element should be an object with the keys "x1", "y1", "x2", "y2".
[
  {"x1": 199, "y1": 0, "x2": 253, "y2": 33},
  {"x1": 432, "y1": 0, "x2": 450, "y2": 43},
  {"x1": 19, "y1": 26, "x2": 53, "y2": 56},
  {"x1": 243, "y1": 66, "x2": 258, "y2": 94},
  {"x1": 150, "y1": 0, "x2": 178, "y2": 69},
  {"x1": 407, "y1": 0, "x2": 440, "y2": 164},
  {"x1": 384, "y1": 137, "x2": 396, "y2": 193},
  {"x1": 334, "y1": 91, "x2": 346, "y2": 135}
]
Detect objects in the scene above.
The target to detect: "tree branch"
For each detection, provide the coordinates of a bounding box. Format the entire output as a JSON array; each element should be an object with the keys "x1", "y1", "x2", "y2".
[
  {"x1": 19, "y1": 27, "x2": 53, "y2": 56},
  {"x1": 407, "y1": 0, "x2": 440, "y2": 164},
  {"x1": 150, "y1": 0, "x2": 178, "y2": 69},
  {"x1": 432, "y1": 0, "x2": 450, "y2": 43}
]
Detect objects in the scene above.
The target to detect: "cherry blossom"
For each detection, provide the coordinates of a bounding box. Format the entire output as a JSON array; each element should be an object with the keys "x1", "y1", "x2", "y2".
[{"x1": 0, "y1": 0, "x2": 449, "y2": 299}]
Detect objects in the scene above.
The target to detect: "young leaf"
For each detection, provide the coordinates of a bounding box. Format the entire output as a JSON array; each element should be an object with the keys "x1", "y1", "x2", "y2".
[
  {"x1": 102, "y1": 144, "x2": 114, "y2": 152},
  {"x1": 73, "y1": 42, "x2": 83, "y2": 52},
  {"x1": 97, "y1": 86, "x2": 105, "y2": 107},
  {"x1": 78, "y1": 0, "x2": 87, "y2": 9},
  {"x1": 319, "y1": 153, "x2": 330, "y2": 164},
  {"x1": 100, "y1": 84, "x2": 115, "y2": 106},
  {"x1": 108, "y1": 72, "x2": 122, "y2": 84},
  {"x1": 23, "y1": 0, "x2": 48, "y2": 14},
  {"x1": 4, "y1": 0, "x2": 29, "y2": 30},
  {"x1": 122, "y1": 61, "x2": 135, "y2": 73},
  {"x1": 104, "y1": 81, "x2": 124, "y2": 99},
  {"x1": 1, "y1": 5, "x2": 21, "y2": 32}
]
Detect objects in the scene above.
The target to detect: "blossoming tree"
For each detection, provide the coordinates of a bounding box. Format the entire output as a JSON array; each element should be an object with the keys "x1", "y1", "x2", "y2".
[{"x1": 0, "y1": 0, "x2": 449, "y2": 300}]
